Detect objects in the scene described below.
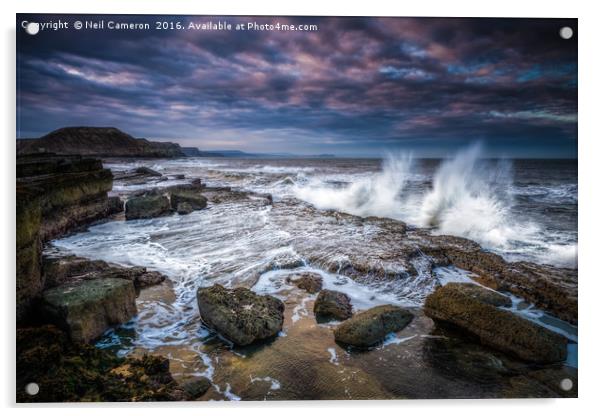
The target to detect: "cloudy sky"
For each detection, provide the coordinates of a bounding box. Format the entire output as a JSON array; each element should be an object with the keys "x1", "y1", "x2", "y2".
[{"x1": 17, "y1": 15, "x2": 577, "y2": 157}]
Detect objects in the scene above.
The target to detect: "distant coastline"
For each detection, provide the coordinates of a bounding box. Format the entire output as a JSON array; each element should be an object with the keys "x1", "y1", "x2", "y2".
[{"x1": 16, "y1": 126, "x2": 337, "y2": 159}]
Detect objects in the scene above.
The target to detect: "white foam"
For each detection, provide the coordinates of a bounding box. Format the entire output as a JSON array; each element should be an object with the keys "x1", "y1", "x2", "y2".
[
  {"x1": 327, "y1": 347, "x2": 339, "y2": 365},
  {"x1": 537, "y1": 243, "x2": 578, "y2": 268},
  {"x1": 433, "y1": 266, "x2": 478, "y2": 286},
  {"x1": 253, "y1": 266, "x2": 417, "y2": 311},
  {"x1": 214, "y1": 383, "x2": 241, "y2": 401},
  {"x1": 293, "y1": 153, "x2": 414, "y2": 220},
  {"x1": 250, "y1": 376, "x2": 281, "y2": 390},
  {"x1": 381, "y1": 333, "x2": 417, "y2": 347}
]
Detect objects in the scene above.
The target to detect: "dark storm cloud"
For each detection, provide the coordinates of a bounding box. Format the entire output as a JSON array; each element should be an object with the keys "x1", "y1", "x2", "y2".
[{"x1": 16, "y1": 15, "x2": 577, "y2": 157}]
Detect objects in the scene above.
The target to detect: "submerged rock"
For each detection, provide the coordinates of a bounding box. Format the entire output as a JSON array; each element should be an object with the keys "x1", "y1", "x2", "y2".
[
  {"x1": 170, "y1": 187, "x2": 208, "y2": 211},
  {"x1": 197, "y1": 284, "x2": 284, "y2": 346},
  {"x1": 424, "y1": 283, "x2": 568, "y2": 363},
  {"x1": 334, "y1": 305, "x2": 414, "y2": 347},
  {"x1": 125, "y1": 194, "x2": 172, "y2": 220},
  {"x1": 286, "y1": 272, "x2": 323, "y2": 293},
  {"x1": 133, "y1": 166, "x2": 162, "y2": 177},
  {"x1": 176, "y1": 202, "x2": 194, "y2": 215},
  {"x1": 314, "y1": 289, "x2": 353, "y2": 321},
  {"x1": 180, "y1": 376, "x2": 212, "y2": 399},
  {"x1": 41, "y1": 278, "x2": 137, "y2": 343}
]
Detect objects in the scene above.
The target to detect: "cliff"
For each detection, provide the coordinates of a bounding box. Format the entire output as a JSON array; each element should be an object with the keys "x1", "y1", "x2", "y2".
[
  {"x1": 17, "y1": 127, "x2": 186, "y2": 158},
  {"x1": 16, "y1": 153, "x2": 123, "y2": 320}
]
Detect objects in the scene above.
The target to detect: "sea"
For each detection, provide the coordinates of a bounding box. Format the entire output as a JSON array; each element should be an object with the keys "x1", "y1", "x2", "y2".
[{"x1": 47, "y1": 144, "x2": 578, "y2": 397}]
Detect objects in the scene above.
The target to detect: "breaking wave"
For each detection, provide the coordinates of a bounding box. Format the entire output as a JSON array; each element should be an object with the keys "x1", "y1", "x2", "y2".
[
  {"x1": 417, "y1": 143, "x2": 538, "y2": 249},
  {"x1": 293, "y1": 153, "x2": 414, "y2": 219},
  {"x1": 292, "y1": 143, "x2": 576, "y2": 267}
]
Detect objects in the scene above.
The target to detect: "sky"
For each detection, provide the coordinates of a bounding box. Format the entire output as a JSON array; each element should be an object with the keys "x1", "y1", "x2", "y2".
[{"x1": 17, "y1": 15, "x2": 577, "y2": 157}]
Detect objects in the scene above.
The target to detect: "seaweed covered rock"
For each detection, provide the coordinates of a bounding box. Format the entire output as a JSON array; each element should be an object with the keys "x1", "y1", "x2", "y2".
[
  {"x1": 133, "y1": 166, "x2": 162, "y2": 177},
  {"x1": 197, "y1": 284, "x2": 284, "y2": 346},
  {"x1": 334, "y1": 305, "x2": 414, "y2": 347},
  {"x1": 314, "y1": 289, "x2": 353, "y2": 321},
  {"x1": 442, "y1": 282, "x2": 512, "y2": 307},
  {"x1": 169, "y1": 186, "x2": 207, "y2": 211},
  {"x1": 16, "y1": 187, "x2": 43, "y2": 321},
  {"x1": 16, "y1": 325, "x2": 186, "y2": 402},
  {"x1": 286, "y1": 272, "x2": 323, "y2": 293},
  {"x1": 43, "y1": 254, "x2": 166, "y2": 289},
  {"x1": 424, "y1": 283, "x2": 568, "y2": 363},
  {"x1": 125, "y1": 194, "x2": 172, "y2": 220},
  {"x1": 113, "y1": 166, "x2": 165, "y2": 186},
  {"x1": 41, "y1": 278, "x2": 137, "y2": 343},
  {"x1": 420, "y1": 235, "x2": 577, "y2": 324},
  {"x1": 16, "y1": 154, "x2": 122, "y2": 321},
  {"x1": 180, "y1": 376, "x2": 212, "y2": 399},
  {"x1": 176, "y1": 202, "x2": 194, "y2": 215}
]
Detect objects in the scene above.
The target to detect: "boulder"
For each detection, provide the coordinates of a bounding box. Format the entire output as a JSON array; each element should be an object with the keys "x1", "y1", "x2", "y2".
[
  {"x1": 134, "y1": 166, "x2": 162, "y2": 177},
  {"x1": 41, "y1": 278, "x2": 137, "y2": 343},
  {"x1": 334, "y1": 305, "x2": 414, "y2": 347},
  {"x1": 170, "y1": 187, "x2": 207, "y2": 211},
  {"x1": 424, "y1": 283, "x2": 568, "y2": 363},
  {"x1": 286, "y1": 272, "x2": 323, "y2": 293},
  {"x1": 197, "y1": 284, "x2": 284, "y2": 346},
  {"x1": 176, "y1": 202, "x2": 194, "y2": 215},
  {"x1": 43, "y1": 255, "x2": 166, "y2": 289},
  {"x1": 180, "y1": 376, "x2": 212, "y2": 399},
  {"x1": 421, "y1": 234, "x2": 577, "y2": 324},
  {"x1": 134, "y1": 270, "x2": 166, "y2": 287},
  {"x1": 125, "y1": 194, "x2": 172, "y2": 220},
  {"x1": 314, "y1": 289, "x2": 353, "y2": 321},
  {"x1": 442, "y1": 282, "x2": 512, "y2": 307}
]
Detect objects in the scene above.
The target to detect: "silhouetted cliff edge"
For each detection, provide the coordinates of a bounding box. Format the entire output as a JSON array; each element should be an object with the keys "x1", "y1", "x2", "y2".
[{"x1": 17, "y1": 127, "x2": 186, "y2": 158}]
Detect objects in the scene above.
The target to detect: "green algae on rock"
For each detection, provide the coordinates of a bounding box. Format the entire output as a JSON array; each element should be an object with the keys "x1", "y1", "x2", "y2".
[
  {"x1": 334, "y1": 304, "x2": 414, "y2": 347},
  {"x1": 286, "y1": 272, "x2": 323, "y2": 294},
  {"x1": 41, "y1": 278, "x2": 137, "y2": 343},
  {"x1": 16, "y1": 325, "x2": 187, "y2": 402},
  {"x1": 125, "y1": 194, "x2": 172, "y2": 220},
  {"x1": 314, "y1": 289, "x2": 353, "y2": 321},
  {"x1": 441, "y1": 282, "x2": 512, "y2": 307},
  {"x1": 169, "y1": 186, "x2": 208, "y2": 211},
  {"x1": 176, "y1": 202, "x2": 194, "y2": 215},
  {"x1": 43, "y1": 254, "x2": 166, "y2": 290},
  {"x1": 424, "y1": 283, "x2": 568, "y2": 363},
  {"x1": 16, "y1": 154, "x2": 123, "y2": 320},
  {"x1": 197, "y1": 284, "x2": 284, "y2": 346}
]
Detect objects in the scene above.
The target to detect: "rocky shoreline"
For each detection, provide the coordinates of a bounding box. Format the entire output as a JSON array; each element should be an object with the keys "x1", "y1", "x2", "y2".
[
  {"x1": 16, "y1": 152, "x2": 578, "y2": 401},
  {"x1": 16, "y1": 153, "x2": 203, "y2": 401}
]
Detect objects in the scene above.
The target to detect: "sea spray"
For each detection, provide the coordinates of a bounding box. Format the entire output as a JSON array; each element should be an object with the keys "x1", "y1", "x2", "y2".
[
  {"x1": 293, "y1": 153, "x2": 413, "y2": 219},
  {"x1": 417, "y1": 143, "x2": 531, "y2": 248}
]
